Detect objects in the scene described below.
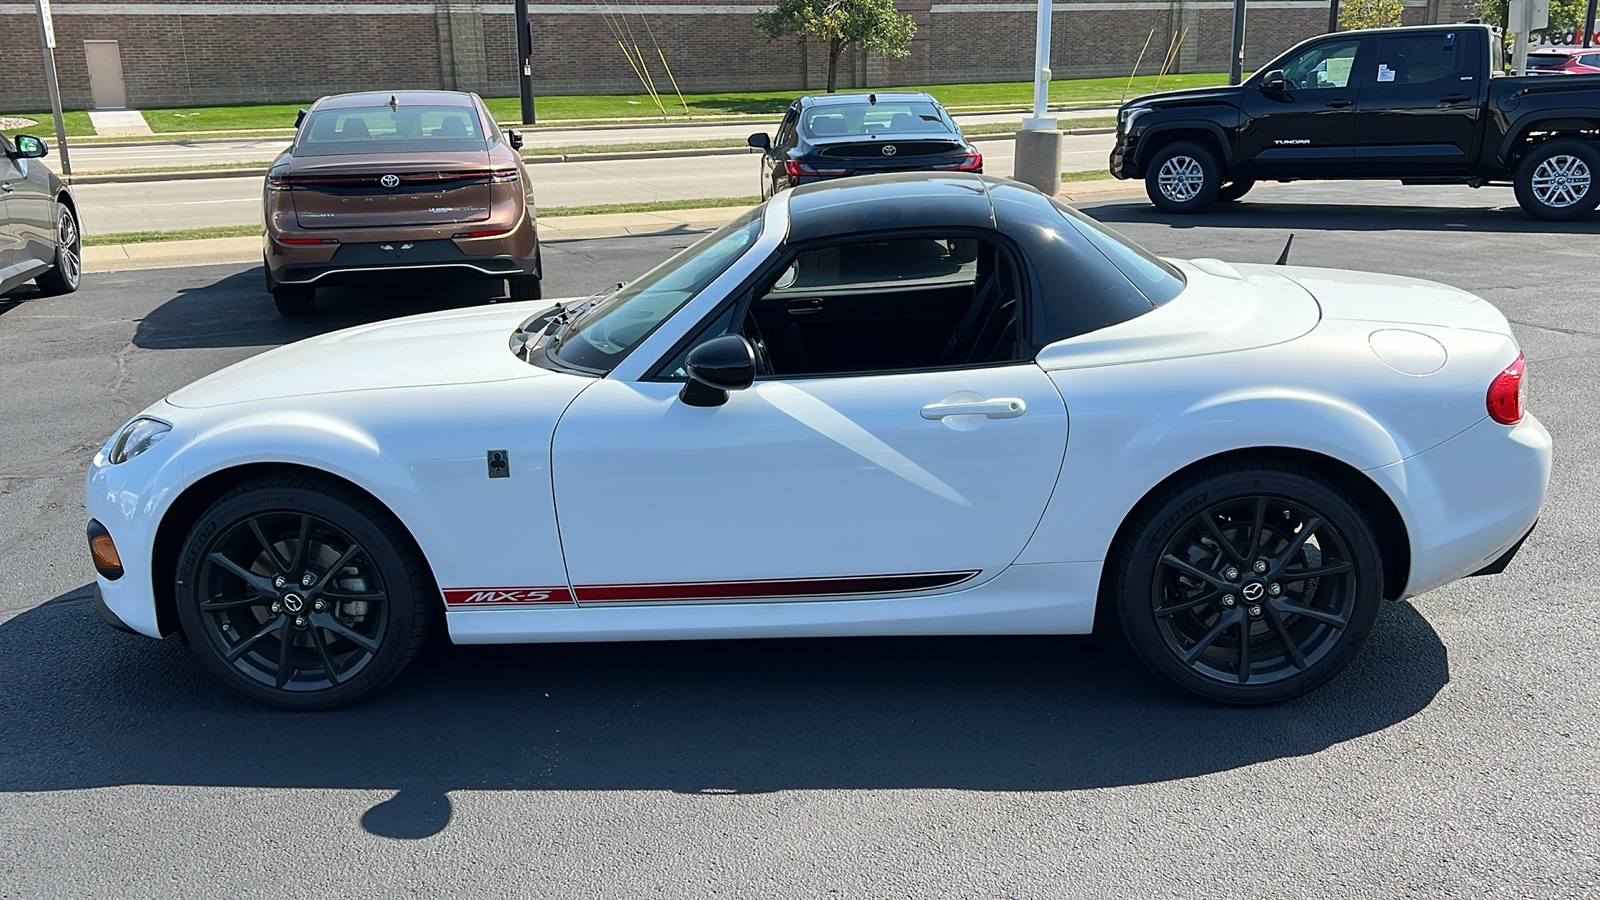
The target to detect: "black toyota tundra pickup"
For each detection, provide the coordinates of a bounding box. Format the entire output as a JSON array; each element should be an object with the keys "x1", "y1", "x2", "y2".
[{"x1": 1110, "y1": 24, "x2": 1600, "y2": 220}]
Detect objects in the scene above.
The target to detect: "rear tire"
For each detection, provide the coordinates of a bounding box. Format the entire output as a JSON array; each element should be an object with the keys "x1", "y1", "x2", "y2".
[
  {"x1": 175, "y1": 474, "x2": 433, "y2": 709},
  {"x1": 34, "y1": 201, "x2": 82, "y2": 296},
  {"x1": 1215, "y1": 179, "x2": 1256, "y2": 203},
  {"x1": 272, "y1": 284, "x2": 316, "y2": 316},
  {"x1": 1144, "y1": 140, "x2": 1222, "y2": 214},
  {"x1": 1514, "y1": 138, "x2": 1600, "y2": 221},
  {"x1": 509, "y1": 273, "x2": 542, "y2": 302},
  {"x1": 1111, "y1": 458, "x2": 1384, "y2": 704}
]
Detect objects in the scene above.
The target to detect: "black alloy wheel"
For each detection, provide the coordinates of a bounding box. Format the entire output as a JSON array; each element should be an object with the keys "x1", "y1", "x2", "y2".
[
  {"x1": 176, "y1": 475, "x2": 432, "y2": 709},
  {"x1": 1113, "y1": 461, "x2": 1383, "y2": 704},
  {"x1": 1215, "y1": 180, "x2": 1256, "y2": 203}
]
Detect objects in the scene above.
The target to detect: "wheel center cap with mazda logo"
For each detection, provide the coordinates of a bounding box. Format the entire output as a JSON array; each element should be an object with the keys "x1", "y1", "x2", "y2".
[
  {"x1": 380, "y1": 174, "x2": 401, "y2": 190},
  {"x1": 882, "y1": 145, "x2": 897, "y2": 156},
  {"x1": 1241, "y1": 582, "x2": 1265, "y2": 602},
  {"x1": 281, "y1": 593, "x2": 307, "y2": 614}
]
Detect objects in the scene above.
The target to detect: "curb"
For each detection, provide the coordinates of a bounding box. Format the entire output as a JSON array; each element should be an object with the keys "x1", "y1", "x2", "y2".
[{"x1": 68, "y1": 128, "x2": 1118, "y2": 184}]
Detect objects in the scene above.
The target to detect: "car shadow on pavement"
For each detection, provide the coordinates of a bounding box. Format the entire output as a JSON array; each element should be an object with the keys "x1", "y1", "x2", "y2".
[
  {"x1": 1085, "y1": 197, "x2": 1600, "y2": 235},
  {"x1": 132, "y1": 265, "x2": 510, "y2": 351},
  {"x1": 0, "y1": 586, "x2": 1448, "y2": 840}
]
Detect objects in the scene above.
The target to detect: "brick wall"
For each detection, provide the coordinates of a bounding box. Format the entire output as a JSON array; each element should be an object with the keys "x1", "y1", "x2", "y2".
[{"x1": 0, "y1": 0, "x2": 1441, "y2": 112}]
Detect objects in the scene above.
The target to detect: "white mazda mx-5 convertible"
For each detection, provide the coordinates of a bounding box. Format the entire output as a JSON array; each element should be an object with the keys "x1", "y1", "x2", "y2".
[{"x1": 85, "y1": 173, "x2": 1550, "y2": 709}]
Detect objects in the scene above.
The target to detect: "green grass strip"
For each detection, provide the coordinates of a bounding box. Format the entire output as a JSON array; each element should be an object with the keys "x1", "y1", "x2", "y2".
[{"x1": 84, "y1": 224, "x2": 264, "y2": 246}]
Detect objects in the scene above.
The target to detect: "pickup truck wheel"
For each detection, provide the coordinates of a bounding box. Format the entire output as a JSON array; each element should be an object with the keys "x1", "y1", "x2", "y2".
[
  {"x1": 1145, "y1": 141, "x2": 1221, "y2": 213},
  {"x1": 1216, "y1": 180, "x2": 1256, "y2": 203},
  {"x1": 1515, "y1": 139, "x2": 1600, "y2": 221}
]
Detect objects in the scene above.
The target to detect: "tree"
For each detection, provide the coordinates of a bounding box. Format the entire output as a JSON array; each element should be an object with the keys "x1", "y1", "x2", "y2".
[
  {"x1": 1474, "y1": 0, "x2": 1592, "y2": 41},
  {"x1": 1337, "y1": 0, "x2": 1405, "y2": 30},
  {"x1": 756, "y1": 0, "x2": 917, "y2": 93}
]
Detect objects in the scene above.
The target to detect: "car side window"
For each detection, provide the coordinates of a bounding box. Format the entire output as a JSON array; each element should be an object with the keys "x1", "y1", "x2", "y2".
[
  {"x1": 776, "y1": 108, "x2": 799, "y2": 149},
  {"x1": 1374, "y1": 34, "x2": 1464, "y2": 87},
  {"x1": 1583, "y1": 53, "x2": 1600, "y2": 67},
  {"x1": 745, "y1": 235, "x2": 1023, "y2": 377},
  {"x1": 1280, "y1": 39, "x2": 1361, "y2": 90}
]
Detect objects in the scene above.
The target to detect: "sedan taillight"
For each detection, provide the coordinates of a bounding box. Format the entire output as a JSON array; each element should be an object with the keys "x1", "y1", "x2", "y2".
[
  {"x1": 785, "y1": 160, "x2": 846, "y2": 177},
  {"x1": 1486, "y1": 352, "x2": 1526, "y2": 425},
  {"x1": 933, "y1": 152, "x2": 984, "y2": 172}
]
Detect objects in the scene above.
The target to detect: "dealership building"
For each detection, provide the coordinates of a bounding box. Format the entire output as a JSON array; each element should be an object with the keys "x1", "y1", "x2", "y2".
[{"x1": 2, "y1": 0, "x2": 1473, "y2": 112}]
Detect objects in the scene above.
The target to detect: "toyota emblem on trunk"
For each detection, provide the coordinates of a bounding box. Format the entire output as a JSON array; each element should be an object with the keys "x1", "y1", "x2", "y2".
[
  {"x1": 380, "y1": 174, "x2": 401, "y2": 190},
  {"x1": 881, "y1": 145, "x2": 898, "y2": 156}
]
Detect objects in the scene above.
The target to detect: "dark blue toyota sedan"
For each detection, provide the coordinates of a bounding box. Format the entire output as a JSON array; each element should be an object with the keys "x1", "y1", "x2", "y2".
[{"x1": 747, "y1": 91, "x2": 982, "y2": 198}]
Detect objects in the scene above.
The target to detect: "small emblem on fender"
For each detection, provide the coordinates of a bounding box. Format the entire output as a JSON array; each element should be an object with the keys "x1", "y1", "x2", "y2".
[{"x1": 487, "y1": 449, "x2": 510, "y2": 478}]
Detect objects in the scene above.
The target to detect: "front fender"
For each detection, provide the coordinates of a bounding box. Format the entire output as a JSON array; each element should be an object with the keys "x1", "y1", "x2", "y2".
[{"x1": 1131, "y1": 118, "x2": 1237, "y2": 171}]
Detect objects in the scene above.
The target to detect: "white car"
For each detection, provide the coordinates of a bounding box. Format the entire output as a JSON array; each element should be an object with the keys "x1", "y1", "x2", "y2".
[{"x1": 85, "y1": 174, "x2": 1551, "y2": 709}]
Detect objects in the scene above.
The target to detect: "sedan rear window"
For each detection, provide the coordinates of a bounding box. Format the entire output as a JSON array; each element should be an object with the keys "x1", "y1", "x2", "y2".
[
  {"x1": 1527, "y1": 53, "x2": 1572, "y2": 67},
  {"x1": 296, "y1": 105, "x2": 490, "y2": 156},
  {"x1": 802, "y1": 102, "x2": 953, "y2": 138}
]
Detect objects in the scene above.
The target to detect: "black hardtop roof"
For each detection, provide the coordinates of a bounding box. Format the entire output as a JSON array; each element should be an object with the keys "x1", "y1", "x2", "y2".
[{"x1": 784, "y1": 172, "x2": 996, "y2": 242}]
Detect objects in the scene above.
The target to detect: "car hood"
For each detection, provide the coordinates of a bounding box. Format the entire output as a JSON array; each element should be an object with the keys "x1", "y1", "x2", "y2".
[
  {"x1": 167, "y1": 301, "x2": 577, "y2": 409},
  {"x1": 1123, "y1": 85, "x2": 1243, "y2": 111}
]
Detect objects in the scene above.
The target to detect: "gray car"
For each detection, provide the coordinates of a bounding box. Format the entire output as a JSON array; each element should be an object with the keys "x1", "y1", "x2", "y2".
[{"x1": 1, "y1": 134, "x2": 81, "y2": 297}]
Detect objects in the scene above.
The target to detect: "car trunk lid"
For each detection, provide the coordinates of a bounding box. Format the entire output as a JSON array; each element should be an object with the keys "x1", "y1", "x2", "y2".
[{"x1": 282, "y1": 152, "x2": 502, "y2": 230}]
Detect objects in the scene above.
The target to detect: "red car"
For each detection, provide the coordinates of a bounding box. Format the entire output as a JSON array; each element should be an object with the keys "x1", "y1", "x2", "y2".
[{"x1": 1527, "y1": 47, "x2": 1600, "y2": 74}]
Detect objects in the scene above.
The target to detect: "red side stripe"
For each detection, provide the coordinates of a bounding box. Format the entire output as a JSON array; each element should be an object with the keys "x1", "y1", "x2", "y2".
[{"x1": 576, "y1": 571, "x2": 979, "y2": 603}]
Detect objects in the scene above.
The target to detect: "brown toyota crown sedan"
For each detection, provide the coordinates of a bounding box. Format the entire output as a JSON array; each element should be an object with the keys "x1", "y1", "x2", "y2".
[{"x1": 263, "y1": 90, "x2": 540, "y2": 316}]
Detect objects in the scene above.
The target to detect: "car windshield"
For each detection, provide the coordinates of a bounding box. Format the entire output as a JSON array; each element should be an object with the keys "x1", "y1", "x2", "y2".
[
  {"x1": 801, "y1": 102, "x2": 953, "y2": 138},
  {"x1": 295, "y1": 104, "x2": 490, "y2": 156},
  {"x1": 551, "y1": 207, "x2": 765, "y2": 372}
]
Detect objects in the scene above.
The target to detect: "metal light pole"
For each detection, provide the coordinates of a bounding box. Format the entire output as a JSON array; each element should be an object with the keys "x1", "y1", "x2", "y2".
[
  {"x1": 514, "y1": 0, "x2": 536, "y2": 124},
  {"x1": 33, "y1": 0, "x2": 71, "y2": 176},
  {"x1": 1013, "y1": 0, "x2": 1062, "y2": 195},
  {"x1": 1228, "y1": 0, "x2": 1247, "y2": 85},
  {"x1": 1328, "y1": 0, "x2": 1340, "y2": 33},
  {"x1": 1584, "y1": 0, "x2": 1597, "y2": 47},
  {"x1": 1024, "y1": 0, "x2": 1054, "y2": 129}
]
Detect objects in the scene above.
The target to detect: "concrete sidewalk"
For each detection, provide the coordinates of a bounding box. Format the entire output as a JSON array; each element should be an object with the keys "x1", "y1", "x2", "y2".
[{"x1": 81, "y1": 179, "x2": 1143, "y2": 274}]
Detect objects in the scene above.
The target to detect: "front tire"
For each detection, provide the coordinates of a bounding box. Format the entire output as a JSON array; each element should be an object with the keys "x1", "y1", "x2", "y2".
[
  {"x1": 175, "y1": 474, "x2": 433, "y2": 709},
  {"x1": 1514, "y1": 138, "x2": 1600, "y2": 221},
  {"x1": 1144, "y1": 140, "x2": 1222, "y2": 214},
  {"x1": 1112, "y1": 459, "x2": 1384, "y2": 704},
  {"x1": 34, "y1": 200, "x2": 82, "y2": 296}
]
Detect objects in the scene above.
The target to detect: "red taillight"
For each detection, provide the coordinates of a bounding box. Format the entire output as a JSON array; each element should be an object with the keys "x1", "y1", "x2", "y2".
[
  {"x1": 488, "y1": 168, "x2": 520, "y2": 183},
  {"x1": 956, "y1": 151, "x2": 983, "y2": 171},
  {"x1": 1486, "y1": 352, "x2": 1526, "y2": 425},
  {"x1": 276, "y1": 237, "x2": 338, "y2": 245},
  {"x1": 785, "y1": 160, "x2": 812, "y2": 177},
  {"x1": 454, "y1": 226, "x2": 515, "y2": 239}
]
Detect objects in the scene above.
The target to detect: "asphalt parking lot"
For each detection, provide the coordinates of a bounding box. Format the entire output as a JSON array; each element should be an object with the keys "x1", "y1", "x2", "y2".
[{"x1": 2, "y1": 181, "x2": 1597, "y2": 898}]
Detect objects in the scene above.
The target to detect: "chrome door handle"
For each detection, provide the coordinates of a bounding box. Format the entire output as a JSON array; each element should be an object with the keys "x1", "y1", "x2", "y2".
[{"x1": 920, "y1": 398, "x2": 1026, "y2": 420}]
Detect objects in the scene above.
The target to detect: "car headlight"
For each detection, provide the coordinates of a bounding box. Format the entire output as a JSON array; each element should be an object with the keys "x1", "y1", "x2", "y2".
[
  {"x1": 1119, "y1": 106, "x2": 1153, "y2": 132},
  {"x1": 107, "y1": 417, "x2": 171, "y2": 465}
]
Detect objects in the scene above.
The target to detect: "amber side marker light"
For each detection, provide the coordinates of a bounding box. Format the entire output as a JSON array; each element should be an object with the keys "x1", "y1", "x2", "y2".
[
  {"x1": 1486, "y1": 352, "x2": 1526, "y2": 425},
  {"x1": 87, "y1": 519, "x2": 124, "y2": 580}
]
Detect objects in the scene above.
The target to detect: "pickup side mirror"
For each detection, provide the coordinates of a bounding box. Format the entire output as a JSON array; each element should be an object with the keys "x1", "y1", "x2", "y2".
[
  {"x1": 294, "y1": 108, "x2": 308, "y2": 129},
  {"x1": 680, "y1": 334, "x2": 756, "y2": 407},
  {"x1": 1260, "y1": 70, "x2": 1287, "y2": 92},
  {"x1": 747, "y1": 132, "x2": 771, "y2": 151},
  {"x1": 11, "y1": 135, "x2": 47, "y2": 159},
  {"x1": 508, "y1": 130, "x2": 524, "y2": 150}
]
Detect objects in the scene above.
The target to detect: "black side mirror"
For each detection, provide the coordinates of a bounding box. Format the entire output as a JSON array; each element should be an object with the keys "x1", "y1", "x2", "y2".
[
  {"x1": 680, "y1": 334, "x2": 756, "y2": 407},
  {"x1": 508, "y1": 130, "x2": 524, "y2": 150},
  {"x1": 295, "y1": 108, "x2": 308, "y2": 129},
  {"x1": 12, "y1": 135, "x2": 47, "y2": 159},
  {"x1": 1260, "y1": 70, "x2": 1287, "y2": 92},
  {"x1": 747, "y1": 133, "x2": 771, "y2": 150}
]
